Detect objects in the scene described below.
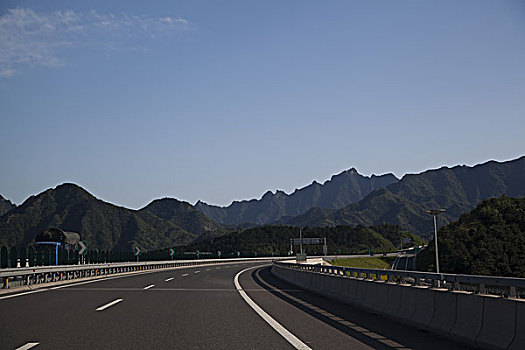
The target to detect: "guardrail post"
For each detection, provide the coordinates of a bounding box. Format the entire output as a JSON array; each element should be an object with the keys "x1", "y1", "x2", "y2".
[
  {"x1": 509, "y1": 287, "x2": 517, "y2": 298},
  {"x1": 479, "y1": 283, "x2": 486, "y2": 294}
]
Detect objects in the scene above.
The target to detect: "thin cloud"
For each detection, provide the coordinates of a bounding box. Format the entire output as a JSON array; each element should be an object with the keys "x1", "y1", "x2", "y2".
[{"x1": 0, "y1": 8, "x2": 190, "y2": 78}]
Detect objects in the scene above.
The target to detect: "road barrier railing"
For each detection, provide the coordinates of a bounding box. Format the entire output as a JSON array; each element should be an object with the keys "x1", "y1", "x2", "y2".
[
  {"x1": 272, "y1": 261, "x2": 525, "y2": 350},
  {"x1": 0, "y1": 257, "x2": 290, "y2": 290},
  {"x1": 277, "y1": 261, "x2": 525, "y2": 298}
]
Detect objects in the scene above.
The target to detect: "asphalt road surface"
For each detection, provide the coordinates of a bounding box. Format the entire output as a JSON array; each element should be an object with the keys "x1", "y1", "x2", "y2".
[{"x1": 0, "y1": 262, "x2": 470, "y2": 349}]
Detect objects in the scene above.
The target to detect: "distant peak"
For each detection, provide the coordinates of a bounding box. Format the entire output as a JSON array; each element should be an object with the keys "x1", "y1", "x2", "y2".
[{"x1": 262, "y1": 190, "x2": 274, "y2": 198}]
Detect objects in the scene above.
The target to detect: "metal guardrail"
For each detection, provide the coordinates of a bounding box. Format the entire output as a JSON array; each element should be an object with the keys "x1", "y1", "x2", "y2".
[
  {"x1": 275, "y1": 261, "x2": 525, "y2": 298},
  {"x1": 0, "y1": 257, "x2": 293, "y2": 289}
]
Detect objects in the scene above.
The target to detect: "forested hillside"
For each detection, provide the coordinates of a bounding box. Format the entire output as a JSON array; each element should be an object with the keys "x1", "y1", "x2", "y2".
[
  {"x1": 416, "y1": 196, "x2": 525, "y2": 277},
  {"x1": 183, "y1": 224, "x2": 425, "y2": 257},
  {"x1": 0, "y1": 184, "x2": 198, "y2": 251}
]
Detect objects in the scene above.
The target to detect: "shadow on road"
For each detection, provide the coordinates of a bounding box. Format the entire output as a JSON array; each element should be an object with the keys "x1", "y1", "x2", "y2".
[{"x1": 251, "y1": 266, "x2": 473, "y2": 350}]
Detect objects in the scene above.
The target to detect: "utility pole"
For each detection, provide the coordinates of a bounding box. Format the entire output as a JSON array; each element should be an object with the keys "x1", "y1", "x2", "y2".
[{"x1": 424, "y1": 209, "x2": 446, "y2": 274}]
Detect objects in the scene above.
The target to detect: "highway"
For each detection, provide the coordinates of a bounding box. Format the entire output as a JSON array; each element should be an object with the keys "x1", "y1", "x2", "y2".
[{"x1": 0, "y1": 261, "x2": 469, "y2": 349}]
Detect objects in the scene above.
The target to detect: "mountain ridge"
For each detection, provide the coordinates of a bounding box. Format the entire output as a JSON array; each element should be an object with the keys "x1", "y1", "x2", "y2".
[
  {"x1": 277, "y1": 156, "x2": 525, "y2": 236},
  {"x1": 0, "y1": 183, "x2": 200, "y2": 251},
  {"x1": 0, "y1": 194, "x2": 16, "y2": 217},
  {"x1": 195, "y1": 169, "x2": 399, "y2": 225}
]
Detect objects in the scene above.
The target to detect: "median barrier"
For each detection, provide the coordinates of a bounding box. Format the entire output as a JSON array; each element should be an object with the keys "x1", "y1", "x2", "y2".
[
  {"x1": 428, "y1": 289, "x2": 457, "y2": 334},
  {"x1": 450, "y1": 292, "x2": 483, "y2": 344},
  {"x1": 396, "y1": 284, "x2": 418, "y2": 321},
  {"x1": 476, "y1": 296, "x2": 517, "y2": 350},
  {"x1": 272, "y1": 262, "x2": 524, "y2": 350},
  {"x1": 353, "y1": 277, "x2": 368, "y2": 305},
  {"x1": 361, "y1": 280, "x2": 378, "y2": 310},
  {"x1": 342, "y1": 277, "x2": 358, "y2": 304},
  {"x1": 508, "y1": 299, "x2": 525, "y2": 350},
  {"x1": 384, "y1": 283, "x2": 403, "y2": 317},
  {"x1": 409, "y1": 287, "x2": 435, "y2": 328}
]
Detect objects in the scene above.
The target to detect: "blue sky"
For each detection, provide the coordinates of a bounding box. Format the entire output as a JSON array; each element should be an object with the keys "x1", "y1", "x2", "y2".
[{"x1": 1, "y1": 0, "x2": 524, "y2": 209}]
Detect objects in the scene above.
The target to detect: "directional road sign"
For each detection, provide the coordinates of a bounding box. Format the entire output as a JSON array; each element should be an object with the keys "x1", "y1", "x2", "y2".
[
  {"x1": 217, "y1": 251, "x2": 221, "y2": 258},
  {"x1": 134, "y1": 247, "x2": 141, "y2": 256},
  {"x1": 237, "y1": 251, "x2": 240, "y2": 257},
  {"x1": 169, "y1": 248, "x2": 175, "y2": 257},
  {"x1": 77, "y1": 241, "x2": 88, "y2": 255},
  {"x1": 293, "y1": 238, "x2": 324, "y2": 245}
]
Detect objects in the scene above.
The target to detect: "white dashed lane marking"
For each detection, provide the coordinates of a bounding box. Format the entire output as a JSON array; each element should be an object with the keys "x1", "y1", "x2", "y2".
[{"x1": 96, "y1": 299, "x2": 123, "y2": 311}]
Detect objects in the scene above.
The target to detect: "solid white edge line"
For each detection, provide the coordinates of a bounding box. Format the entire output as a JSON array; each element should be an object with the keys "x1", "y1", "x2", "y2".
[
  {"x1": 15, "y1": 342, "x2": 39, "y2": 350},
  {"x1": 143, "y1": 284, "x2": 155, "y2": 290},
  {"x1": 165, "y1": 277, "x2": 174, "y2": 282},
  {"x1": 234, "y1": 266, "x2": 311, "y2": 350},
  {"x1": 96, "y1": 298, "x2": 123, "y2": 311},
  {"x1": 0, "y1": 289, "x2": 44, "y2": 300}
]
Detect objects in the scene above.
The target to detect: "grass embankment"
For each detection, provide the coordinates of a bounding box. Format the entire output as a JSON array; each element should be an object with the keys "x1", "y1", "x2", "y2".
[
  {"x1": 330, "y1": 257, "x2": 394, "y2": 280},
  {"x1": 331, "y1": 257, "x2": 393, "y2": 269}
]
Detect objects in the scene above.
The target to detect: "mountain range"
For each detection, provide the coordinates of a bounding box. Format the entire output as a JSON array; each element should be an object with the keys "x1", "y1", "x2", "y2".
[
  {"x1": 0, "y1": 195, "x2": 15, "y2": 217},
  {"x1": 1, "y1": 156, "x2": 523, "y2": 250},
  {"x1": 195, "y1": 169, "x2": 398, "y2": 225},
  {"x1": 0, "y1": 184, "x2": 225, "y2": 251},
  {"x1": 277, "y1": 157, "x2": 525, "y2": 237}
]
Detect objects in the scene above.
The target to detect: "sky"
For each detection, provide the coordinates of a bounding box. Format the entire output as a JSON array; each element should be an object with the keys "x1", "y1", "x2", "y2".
[{"x1": 1, "y1": 0, "x2": 524, "y2": 209}]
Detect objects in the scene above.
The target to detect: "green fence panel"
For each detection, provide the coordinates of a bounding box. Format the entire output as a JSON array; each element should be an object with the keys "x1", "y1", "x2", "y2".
[
  {"x1": 0, "y1": 246, "x2": 7, "y2": 268},
  {"x1": 10, "y1": 246, "x2": 18, "y2": 268},
  {"x1": 19, "y1": 247, "x2": 27, "y2": 267},
  {"x1": 28, "y1": 246, "x2": 35, "y2": 267}
]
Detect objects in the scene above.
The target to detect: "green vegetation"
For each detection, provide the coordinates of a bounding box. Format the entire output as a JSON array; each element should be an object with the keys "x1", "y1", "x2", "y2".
[
  {"x1": 140, "y1": 198, "x2": 225, "y2": 236},
  {"x1": 0, "y1": 183, "x2": 199, "y2": 251},
  {"x1": 331, "y1": 257, "x2": 392, "y2": 269},
  {"x1": 183, "y1": 224, "x2": 424, "y2": 257},
  {"x1": 416, "y1": 196, "x2": 525, "y2": 277}
]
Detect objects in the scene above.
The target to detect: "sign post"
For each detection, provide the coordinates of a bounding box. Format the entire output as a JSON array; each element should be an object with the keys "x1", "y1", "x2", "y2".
[
  {"x1": 77, "y1": 241, "x2": 87, "y2": 264},
  {"x1": 134, "y1": 246, "x2": 141, "y2": 262}
]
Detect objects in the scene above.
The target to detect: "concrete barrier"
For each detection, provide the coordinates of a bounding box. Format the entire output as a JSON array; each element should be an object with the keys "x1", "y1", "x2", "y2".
[
  {"x1": 508, "y1": 299, "x2": 525, "y2": 350},
  {"x1": 354, "y1": 277, "x2": 368, "y2": 305},
  {"x1": 362, "y1": 280, "x2": 378, "y2": 310},
  {"x1": 476, "y1": 296, "x2": 517, "y2": 350},
  {"x1": 370, "y1": 281, "x2": 389, "y2": 313},
  {"x1": 384, "y1": 283, "x2": 403, "y2": 317},
  {"x1": 396, "y1": 284, "x2": 419, "y2": 322},
  {"x1": 271, "y1": 263, "x2": 522, "y2": 350},
  {"x1": 450, "y1": 292, "x2": 484, "y2": 344},
  {"x1": 428, "y1": 289, "x2": 457, "y2": 334}
]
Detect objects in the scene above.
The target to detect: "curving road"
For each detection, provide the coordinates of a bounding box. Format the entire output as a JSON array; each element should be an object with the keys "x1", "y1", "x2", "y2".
[{"x1": 0, "y1": 262, "x2": 468, "y2": 349}]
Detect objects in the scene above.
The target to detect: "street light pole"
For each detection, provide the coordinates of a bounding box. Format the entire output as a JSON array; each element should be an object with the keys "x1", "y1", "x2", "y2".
[
  {"x1": 299, "y1": 227, "x2": 303, "y2": 255},
  {"x1": 424, "y1": 209, "x2": 446, "y2": 274}
]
